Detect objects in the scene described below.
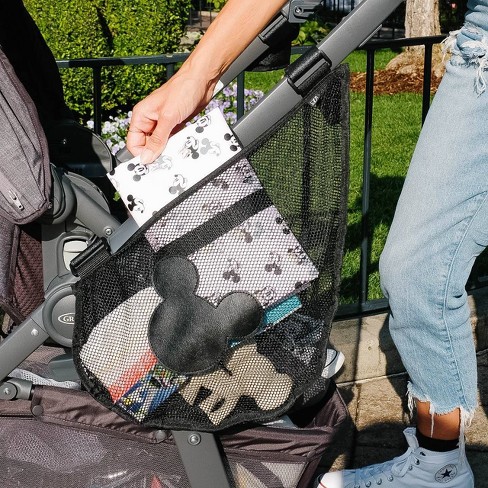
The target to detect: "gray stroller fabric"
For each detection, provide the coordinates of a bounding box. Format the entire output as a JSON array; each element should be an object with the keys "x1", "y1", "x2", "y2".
[
  {"x1": 0, "y1": 370, "x2": 347, "y2": 488},
  {"x1": 0, "y1": 219, "x2": 18, "y2": 329},
  {"x1": 0, "y1": 219, "x2": 44, "y2": 328},
  {"x1": 0, "y1": 49, "x2": 51, "y2": 225},
  {"x1": 0, "y1": 7, "x2": 53, "y2": 319}
]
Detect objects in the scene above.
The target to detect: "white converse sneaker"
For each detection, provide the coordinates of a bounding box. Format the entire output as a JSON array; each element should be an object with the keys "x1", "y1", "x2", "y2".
[{"x1": 316, "y1": 427, "x2": 474, "y2": 488}]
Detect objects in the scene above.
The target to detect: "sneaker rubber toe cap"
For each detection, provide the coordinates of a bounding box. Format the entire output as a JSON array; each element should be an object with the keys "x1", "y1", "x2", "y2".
[{"x1": 316, "y1": 471, "x2": 343, "y2": 488}]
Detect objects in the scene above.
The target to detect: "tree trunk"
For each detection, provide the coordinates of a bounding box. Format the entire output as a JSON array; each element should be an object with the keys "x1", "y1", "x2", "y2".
[
  {"x1": 386, "y1": 0, "x2": 445, "y2": 79},
  {"x1": 405, "y1": 0, "x2": 440, "y2": 38}
]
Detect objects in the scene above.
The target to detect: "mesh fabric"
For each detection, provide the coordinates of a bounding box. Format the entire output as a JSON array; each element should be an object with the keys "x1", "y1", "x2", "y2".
[{"x1": 73, "y1": 65, "x2": 349, "y2": 432}]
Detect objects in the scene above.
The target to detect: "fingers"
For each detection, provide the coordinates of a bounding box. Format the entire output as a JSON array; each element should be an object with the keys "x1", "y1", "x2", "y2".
[
  {"x1": 126, "y1": 127, "x2": 149, "y2": 157},
  {"x1": 126, "y1": 95, "x2": 160, "y2": 159},
  {"x1": 140, "y1": 122, "x2": 171, "y2": 165},
  {"x1": 130, "y1": 107, "x2": 186, "y2": 164},
  {"x1": 126, "y1": 76, "x2": 212, "y2": 164},
  {"x1": 127, "y1": 90, "x2": 182, "y2": 164},
  {"x1": 127, "y1": 124, "x2": 172, "y2": 165}
]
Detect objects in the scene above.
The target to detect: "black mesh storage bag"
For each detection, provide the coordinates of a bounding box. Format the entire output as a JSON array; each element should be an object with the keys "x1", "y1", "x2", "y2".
[{"x1": 72, "y1": 65, "x2": 349, "y2": 432}]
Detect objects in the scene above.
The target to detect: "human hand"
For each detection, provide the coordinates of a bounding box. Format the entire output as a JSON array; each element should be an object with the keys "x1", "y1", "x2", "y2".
[
  {"x1": 126, "y1": 0, "x2": 286, "y2": 164},
  {"x1": 127, "y1": 73, "x2": 216, "y2": 164}
]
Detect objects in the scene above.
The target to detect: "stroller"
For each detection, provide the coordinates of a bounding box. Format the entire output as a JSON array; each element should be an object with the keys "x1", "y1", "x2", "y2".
[{"x1": 0, "y1": 0, "x2": 403, "y2": 486}]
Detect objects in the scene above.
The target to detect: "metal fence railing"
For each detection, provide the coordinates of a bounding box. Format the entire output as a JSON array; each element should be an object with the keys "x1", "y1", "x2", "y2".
[
  {"x1": 58, "y1": 35, "x2": 483, "y2": 319},
  {"x1": 338, "y1": 35, "x2": 444, "y2": 318}
]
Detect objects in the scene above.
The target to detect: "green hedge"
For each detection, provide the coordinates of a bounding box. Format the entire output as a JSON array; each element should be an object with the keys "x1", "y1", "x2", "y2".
[{"x1": 24, "y1": 0, "x2": 191, "y2": 117}]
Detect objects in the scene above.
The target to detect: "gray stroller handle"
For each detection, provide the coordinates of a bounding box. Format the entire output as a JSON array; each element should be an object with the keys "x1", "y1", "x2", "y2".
[
  {"x1": 117, "y1": 0, "x2": 405, "y2": 162},
  {"x1": 233, "y1": 0, "x2": 406, "y2": 146}
]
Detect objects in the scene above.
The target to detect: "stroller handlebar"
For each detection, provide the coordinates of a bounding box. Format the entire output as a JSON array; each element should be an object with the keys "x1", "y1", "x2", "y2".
[
  {"x1": 317, "y1": 0, "x2": 406, "y2": 69},
  {"x1": 233, "y1": 0, "x2": 405, "y2": 145}
]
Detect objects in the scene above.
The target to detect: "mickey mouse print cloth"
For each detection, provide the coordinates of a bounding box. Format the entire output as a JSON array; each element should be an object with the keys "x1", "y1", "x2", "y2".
[{"x1": 108, "y1": 108, "x2": 241, "y2": 226}]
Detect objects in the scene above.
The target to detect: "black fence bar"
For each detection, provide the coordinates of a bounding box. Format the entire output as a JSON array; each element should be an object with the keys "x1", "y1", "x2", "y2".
[
  {"x1": 236, "y1": 72, "x2": 245, "y2": 120},
  {"x1": 55, "y1": 35, "x2": 446, "y2": 318},
  {"x1": 56, "y1": 53, "x2": 189, "y2": 134},
  {"x1": 362, "y1": 35, "x2": 445, "y2": 50},
  {"x1": 360, "y1": 48, "x2": 375, "y2": 306},
  {"x1": 92, "y1": 66, "x2": 102, "y2": 136},
  {"x1": 166, "y1": 63, "x2": 176, "y2": 79},
  {"x1": 422, "y1": 43, "x2": 434, "y2": 124}
]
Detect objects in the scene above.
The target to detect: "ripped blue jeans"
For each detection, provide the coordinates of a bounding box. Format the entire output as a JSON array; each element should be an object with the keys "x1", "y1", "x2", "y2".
[{"x1": 379, "y1": 17, "x2": 488, "y2": 434}]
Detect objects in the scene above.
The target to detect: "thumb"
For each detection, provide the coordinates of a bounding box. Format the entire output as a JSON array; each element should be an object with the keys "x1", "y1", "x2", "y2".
[{"x1": 140, "y1": 123, "x2": 171, "y2": 165}]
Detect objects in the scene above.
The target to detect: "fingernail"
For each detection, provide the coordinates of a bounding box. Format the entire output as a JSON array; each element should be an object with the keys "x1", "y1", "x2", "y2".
[{"x1": 140, "y1": 149, "x2": 155, "y2": 165}]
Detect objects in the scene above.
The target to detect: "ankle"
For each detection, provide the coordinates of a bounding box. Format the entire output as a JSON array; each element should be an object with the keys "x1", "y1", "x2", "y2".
[{"x1": 416, "y1": 401, "x2": 461, "y2": 440}]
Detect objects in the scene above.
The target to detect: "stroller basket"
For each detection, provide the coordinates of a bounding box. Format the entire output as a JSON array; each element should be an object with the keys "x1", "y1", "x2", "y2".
[{"x1": 72, "y1": 64, "x2": 350, "y2": 433}]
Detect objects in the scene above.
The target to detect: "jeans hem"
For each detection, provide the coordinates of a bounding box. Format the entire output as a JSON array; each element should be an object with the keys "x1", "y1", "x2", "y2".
[{"x1": 407, "y1": 381, "x2": 476, "y2": 460}]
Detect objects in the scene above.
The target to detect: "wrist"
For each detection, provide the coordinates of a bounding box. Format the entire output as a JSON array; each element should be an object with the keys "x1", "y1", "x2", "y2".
[
  {"x1": 181, "y1": 41, "x2": 228, "y2": 88},
  {"x1": 172, "y1": 55, "x2": 221, "y2": 105}
]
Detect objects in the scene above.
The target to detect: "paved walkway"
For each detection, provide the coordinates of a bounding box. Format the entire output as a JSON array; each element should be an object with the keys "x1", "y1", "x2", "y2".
[{"x1": 313, "y1": 288, "x2": 488, "y2": 486}]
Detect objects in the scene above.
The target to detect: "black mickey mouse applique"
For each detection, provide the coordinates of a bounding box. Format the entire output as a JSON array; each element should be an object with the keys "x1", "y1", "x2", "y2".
[{"x1": 148, "y1": 256, "x2": 263, "y2": 375}]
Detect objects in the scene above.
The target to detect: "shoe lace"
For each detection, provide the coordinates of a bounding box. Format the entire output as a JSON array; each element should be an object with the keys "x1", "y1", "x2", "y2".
[{"x1": 353, "y1": 448, "x2": 421, "y2": 487}]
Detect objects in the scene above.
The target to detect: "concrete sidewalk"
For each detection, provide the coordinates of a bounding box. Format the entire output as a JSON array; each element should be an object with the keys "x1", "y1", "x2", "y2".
[{"x1": 314, "y1": 287, "x2": 488, "y2": 486}]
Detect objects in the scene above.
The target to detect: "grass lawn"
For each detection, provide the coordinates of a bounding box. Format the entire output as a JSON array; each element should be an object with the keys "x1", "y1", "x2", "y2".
[
  {"x1": 244, "y1": 48, "x2": 424, "y2": 304},
  {"x1": 344, "y1": 91, "x2": 422, "y2": 303}
]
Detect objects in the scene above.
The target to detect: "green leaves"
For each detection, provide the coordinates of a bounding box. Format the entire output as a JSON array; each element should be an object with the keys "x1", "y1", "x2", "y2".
[
  {"x1": 24, "y1": 0, "x2": 192, "y2": 118},
  {"x1": 292, "y1": 19, "x2": 332, "y2": 47},
  {"x1": 207, "y1": 0, "x2": 227, "y2": 11}
]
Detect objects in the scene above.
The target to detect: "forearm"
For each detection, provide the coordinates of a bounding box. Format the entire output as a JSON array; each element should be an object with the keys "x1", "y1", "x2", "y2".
[
  {"x1": 180, "y1": 0, "x2": 288, "y2": 86},
  {"x1": 127, "y1": 0, "x2": 288, "y2": 161}
]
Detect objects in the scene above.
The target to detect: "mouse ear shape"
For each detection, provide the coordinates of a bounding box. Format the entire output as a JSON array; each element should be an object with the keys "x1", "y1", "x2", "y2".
[
  {"x1": 152, "y1": 256, "x2": 198, "y2": 298},
  {"x1": 149, "y1": 256, "x2": 263, "y2": 375},
  {"x1": 217, "y1": 292, "x2": 262, "y2": 342}
]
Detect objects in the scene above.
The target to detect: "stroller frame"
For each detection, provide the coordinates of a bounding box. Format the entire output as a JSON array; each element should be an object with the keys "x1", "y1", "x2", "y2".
[{"x1": 0, "y1": 0, "x2": 404, "y2": 486}]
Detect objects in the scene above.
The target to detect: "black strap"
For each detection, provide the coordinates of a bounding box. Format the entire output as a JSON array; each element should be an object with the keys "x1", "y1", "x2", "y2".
[
  {"x1": 71, "y1": 189, "x2": 271, "y2": 276},
  {"x1": 70, "y1": 237, "x2": 110, "y2": 278},
  {"x1": 156, "y1": 188, "x2": 272, "y2": 259},
  {"x1": 285, "y1": 46, "x2": 331, "y2": 95}
]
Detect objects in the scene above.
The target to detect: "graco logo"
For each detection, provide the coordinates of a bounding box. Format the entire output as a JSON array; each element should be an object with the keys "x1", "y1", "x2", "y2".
[
  {"x1": 309, "y1": 94, "x2": 320, "y2": 107},
  {"x1": 58, "y1": 313, "x2": 75, "y2": 325},
  {"x1": 435, "y1": 464, "x2": 457, "y2": 483}
]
